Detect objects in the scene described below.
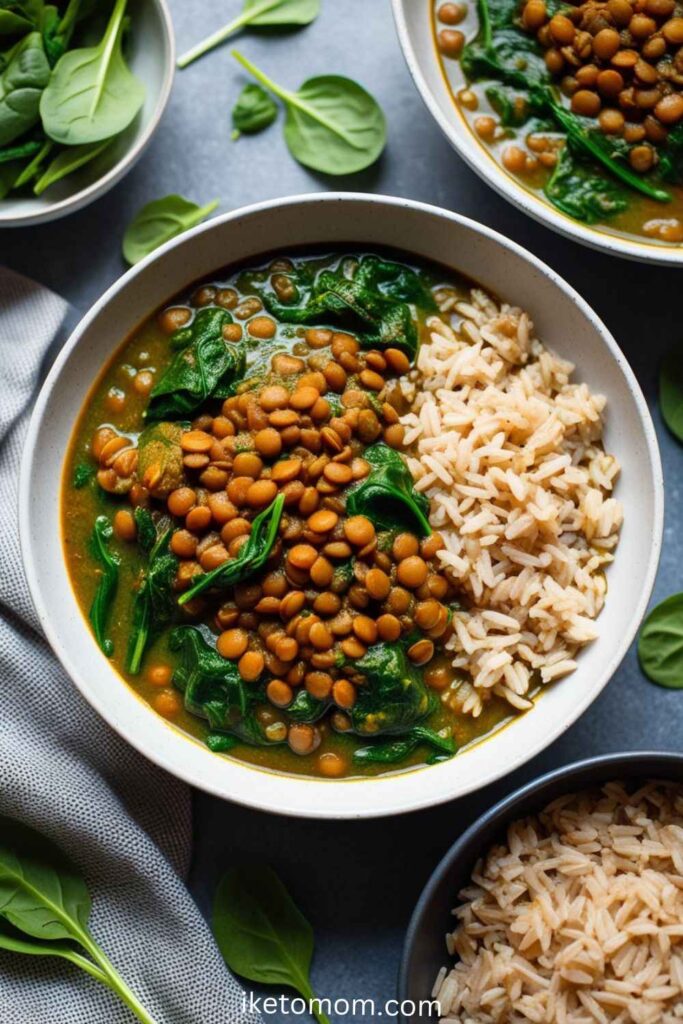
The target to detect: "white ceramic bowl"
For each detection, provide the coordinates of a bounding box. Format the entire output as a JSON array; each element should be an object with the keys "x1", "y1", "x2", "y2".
[
  {"x1": 392, "y1": 0, "x2": 683, "y2": 266},
  {"x1": 20, "y1": 193, "x2": 663, "y2": 819},
  {"x1": 0, "y1": 0, "x2": 174, "y2": 228}
]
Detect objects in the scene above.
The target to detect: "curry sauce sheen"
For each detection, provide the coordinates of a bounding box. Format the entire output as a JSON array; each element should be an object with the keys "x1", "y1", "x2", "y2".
[{"x1": 62, "y1": 250, "x2": 516, "y2": 780}]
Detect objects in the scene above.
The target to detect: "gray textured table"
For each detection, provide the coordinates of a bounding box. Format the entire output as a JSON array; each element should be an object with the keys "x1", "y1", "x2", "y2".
[{"x1": 3, "y1": 0, "x2": 683, "y2": 1019}]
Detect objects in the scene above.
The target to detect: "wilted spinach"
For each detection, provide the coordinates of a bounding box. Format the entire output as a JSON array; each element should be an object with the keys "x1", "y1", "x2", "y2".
[
  {"x1": 88, "y1": 514, "x2": 119, "y2": 657},
  {"x1": 346, "y1": 641, "x2": 435, "y2": 738},
  {"x1": 126, "y1": 509, "x2": 178, "y2": 675},
  {"x1": 178, "y1": 0, "x2": 320, "y2": 69},
  {"x1": 72, "y1": 461, "x2": 95, "y2": 488},
  {"x1": 146, "y1": 307, "x2": 246, "y2": 421},
  {"x1": 232, "y1": 50, "x2": 386, "y2": 175},
  {"x1": 638, "y1": 593, "x2": 683, "y2": 689},
  {"x1": 544, "y1": 146, "x2": 628, "y2": 224},
  {"x1": 0, "y1": 31, "x2": 50, "y2": 146},
  {"x1": 231, "y1": 82, "x2": 277, "y2": 139},
  {"x1": 0, "y1": 817, "x2": 159, "y2": 1024},
  {"x1": 178, "y1": 493, "x2": 285, "y2": 605},
  {"x1": 346, "y1": 443, "x2": 431, "y2": 536},
  {"x1": 353, "y1": 725, "x2": 456, "y2": 765},
  {"x1": 171, "y1": 626, "x2": 276, "y2": 746},
  {"x1": 253, "y1": 253, "x2": 432, "y2": 359},
  {"x1": 40, "y1": 0, "x2": 145, "y2": 145},
  {"x1": 122, "y1": 194, "x2": 219, "y2": 266},
  {"x1": 213, "y1": 864, "x2": 331, "y2": 1024}
]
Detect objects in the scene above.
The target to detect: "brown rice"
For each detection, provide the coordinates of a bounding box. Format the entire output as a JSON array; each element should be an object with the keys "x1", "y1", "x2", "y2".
[
  {"x1": 399, "y1": 286, "x2": 623, "y2": 717},
  {"x1": 434, "y1": 781, "x2": 683, "y2": 1024}
]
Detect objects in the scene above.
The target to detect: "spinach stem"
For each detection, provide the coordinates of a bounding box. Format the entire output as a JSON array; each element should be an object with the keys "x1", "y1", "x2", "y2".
[
  {"x1": 177, "y1": 0, "x2": 280, "y2": 68},
  {"x1": 15, "y1": 139, "x2": 53, "y2": 187},
  {"x1": 75, "y1": 930, "x2": 160, "y2": 1024},
  {"x1": 57, "y1": 0, "x2": 83, "y2": 39},
  {"x1": 231, "y1": 49, "x2": 292, "y2": 104},
  {"x1": 89, "y1": 0, "x2": 128, "y2": 117}
]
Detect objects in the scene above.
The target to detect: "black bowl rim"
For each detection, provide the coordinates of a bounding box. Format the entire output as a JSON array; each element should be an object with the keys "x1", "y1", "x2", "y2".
[{"x1": 398, "y1": 750, "x2": 683, "y2": 1020}]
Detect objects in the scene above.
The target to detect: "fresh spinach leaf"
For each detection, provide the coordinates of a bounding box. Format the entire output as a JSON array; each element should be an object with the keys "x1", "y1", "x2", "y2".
[
  {"x1": 232, "y1": 50, "x2": 386, "y2": 175},
  {"x1": 170, "y1": 626, "x2": 275, "y2": 746},
  {"x1": 122, "y1": 194, "x2": 219, "y2": 266},
  {"x1": 231, "y1": 82, "x2": 277, "y2": 139},
  {"x1": 178, "y1": 493, "x2": 285, "y2": 605},
  {"x1": 88, "y1": 514, "x2": 119, "y2": 657},
  {"x1": 33, "y1": 137, "x2": 109, "y2": 193},
  {"x1": 347, "y1": 642, "x2": 435, "y2": 737},
  {"x1": 0, "y1": 30, "x2": 49, "y2": 146},
  {"x1": 177, "y1": 0, "x2": 320, "y2": 69},
  {"x1": 42, "y1": 0, "x2": 82, "y2": 65},
  {"x1": 0, "y1": 154, "x2": 24, "y2": 194},
  {"x1": 72, "y1": 461, "x2": 95, "y2": 488},
  {"x1": 125, "y1": 510, "x2": 178, "y2": 675},
  {"x1": 659, "y1": 345, "x2": 683, "y2": 444},
  {"x1": 353, "y1": 725, "x2": 456, "y2": 764},
  {"x1": 0, "y1": 817, "x2": 160, "y2": 1024},
  {"x1": 253, "y1": 253, "x2": 430, "y2": 358},
  {"x1": 136, "y1": 421, "x2": 185, "y2": 498},
  {"x1": 346, "y1": 443, "x2": 431, "y2": 536},
  {"x1": 0, "y1": 7, "x2": 35, "y2": 36},
  {"x1": 40, "y1": 0, "x2": 144, "y2": 145},
  {"x1": 638, "y1": 593, "x2": 683, "y2": 689},
  {"x1": 13, "y1": 132, "x2": 50, "y2": 184},
  {"x1": 0, "y1": 133, "x2": 40, "y2": 161},
  {"x1": 146, "y1": 307, "x2": 245, "y2": 421},
  {"x1": 212, "y1": 865, "x2": 331, "y2": 1024},
  {"x1": 544, "y1": 145, "x2": 628, "y2": 224}
]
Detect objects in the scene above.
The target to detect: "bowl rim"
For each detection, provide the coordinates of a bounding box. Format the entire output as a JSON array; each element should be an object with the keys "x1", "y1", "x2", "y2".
[
  {"x1": 390, "y1": 0, "x2": 683, "y2": 267},
  {"x1": 19, "y1": 191, "x2": 664, "y2": 818},
  {"x1": 0, "y1": 0, "x2": 175, "y2": 228},
  {"x1": 398, "y1": 750, "x2": 683, "y2": 1016}
]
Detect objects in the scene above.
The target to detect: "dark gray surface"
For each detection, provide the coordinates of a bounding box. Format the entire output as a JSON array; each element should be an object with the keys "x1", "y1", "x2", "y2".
[{"x1": 3, "y1": 0, "x2": 682, "y2": 1020}]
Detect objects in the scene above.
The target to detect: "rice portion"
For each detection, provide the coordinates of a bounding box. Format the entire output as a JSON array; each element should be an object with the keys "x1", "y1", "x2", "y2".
[
  {"x1": 435, "y1": 782, "x2": 683, "y2": 1024},
  {"x1": 399, "y1": 287, "x2": 623, "y2": 717}
]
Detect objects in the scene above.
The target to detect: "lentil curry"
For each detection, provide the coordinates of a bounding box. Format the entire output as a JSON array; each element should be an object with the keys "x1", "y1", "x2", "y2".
[
  {"x1": 434, "y1": 0, "x2": 683, "y2": 245},
  {"x1": 63, "y1": 251, "x2": 514, "y2": 780}
]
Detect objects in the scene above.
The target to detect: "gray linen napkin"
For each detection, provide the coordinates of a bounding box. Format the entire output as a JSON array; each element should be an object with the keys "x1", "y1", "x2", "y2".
[{"x1": 0, "y1": 268, "x2": 260, "y2": 1024}]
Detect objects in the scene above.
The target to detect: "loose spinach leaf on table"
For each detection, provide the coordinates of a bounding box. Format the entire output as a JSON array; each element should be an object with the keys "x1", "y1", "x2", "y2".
[
  {"x1": 0, "y1": 30, "x2": 49, "y2": 146},
  {"x1": 232, "y1": 50, "x2": 386, "y2": 175},
  {"x1": 34, "y1": 137, "x2": 108, "y2": 193},
  {"x1": 170, "y1": 626, "x2": 276, "y2": 746},
  {"x1": 231, "y1": 82, "x2": 277, "y2": 139},
  {"x1": 638, "y1": 593, "x2": 683, "y2": 689},
  {"x1": 252, "y1": 253, "x2": 432, "y2": 359},
  {"x1": 660, "y1": 344, "x2": 683, "y2": 444},
  {"x1": 177, "y1": 0, "x2": 320, "y2": 69},
  {"x1": 346, "y1": 442, "x2": 431, "y2": 536},
  {"x1": 178, "y1": 493, "x2": 285, "y2": 605},
  {"x1": 353, "y1": 725, "x2": 456, "y2": 765},
  {"x1": 89, "y1": 514, "x2": 119, "y2": 657},
  {"x1": 146, "y1": 307, "x2": 246, "y2": 421},
  {"x1": 0, "y1": 817, "x2": 160, "y2": 1024},
  {"x1": 213, "y1": 864, "x2": 331, "y2": 1024},
  {"x1": 40, "y1": 0, "x2": 144, "y2": 145},
  {"x1": 122, "y1": 194, "x2": 219, "y2": 266},
  {"x1": 126, "y1": 509, "x2": 178, "y2": 675},
  {"x1": 544, "y1": 145, "x2": 628, "y2": 224}
]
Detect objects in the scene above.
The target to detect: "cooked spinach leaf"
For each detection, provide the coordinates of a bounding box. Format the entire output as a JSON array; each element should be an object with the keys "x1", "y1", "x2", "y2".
[
  {"x1": 178, "y1": 0, "x2": 320, "y2": 69},
  {"x1": 72, "y1": 461, "x2": 95, "y2": 488},
  {"x1": 122, "y1": 194, "x2": 219, "y2": 266},
  {"x1": 232, "y1": 50, "x2": 386, "y2": 176},
  {"x1": 0, "y1": 817, "x2": 160, "y2": 1024},
  {"x1": 0, "y1": 30, "x2": 49, "y2": 146},
  {"x1": 88, "y1": 514, "x2": 119, "y2": 657},
  {"x1": 178, "y1": 493, "x2": 285, "y2": 605},
  {"x1": 353, "y1": 725, "x2": 456, "y2": 764},
  {"x1": 346, "y1": 442, "x2": 431, "y2": 536},
  {"x1": 346, "y1": 642, "x2": 435, "y2": 738},
  {"x1": 146, "y1": 307, "x2": 246, "y2": 421},
  {"x1": 212, "y1": 864, "x2": 331, "y2": 1024},
  {"x1": 287, "y1": 689, "x2": 329, "y2": 723},
  {"x1": 660, "y1": 344, "x2": 683, "y2": 444},
  {"x1": 231, "y1": 82, "x2": 277, "y2": 139},
  {"x1": 171, "y1": 626, "x2": 276, "y2": 746},
  {"x1": 40, "y1": 0, "x2": 144, "y2": 145},
  {"x1": 544, "y1": 145, "x2": 628, "y2": 224},
  {"x1": 638, "y1": 593, "x2": 683, "y2": 689},
  {"x1": 125, "y1": 509, "x2": 178, "y2": 675},
  {"x1": 253, "y1": 254, "x2": 431, "y2": 359},
  {"x1": 485, "y1": 84, "x2": 531, "y2": 127}
]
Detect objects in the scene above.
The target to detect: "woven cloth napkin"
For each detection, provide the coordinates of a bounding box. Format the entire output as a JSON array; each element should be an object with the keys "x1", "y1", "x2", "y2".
[{"x1": 0, "y1": 268, "x2": 260, "y2": 1024}]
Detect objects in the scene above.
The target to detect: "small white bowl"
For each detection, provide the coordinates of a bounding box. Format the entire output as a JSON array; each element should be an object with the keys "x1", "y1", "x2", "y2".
[
  {"x1": 0, "y1": 0, "x2": 174, "y2": 228},
  {"x1": 392, "y1": 0, "x2": 683, "y2": 266},
  {"x1": 19, "y1": 193, "x2": 663, "y2": 819}
]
